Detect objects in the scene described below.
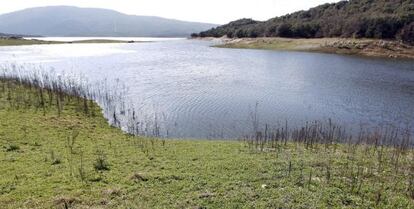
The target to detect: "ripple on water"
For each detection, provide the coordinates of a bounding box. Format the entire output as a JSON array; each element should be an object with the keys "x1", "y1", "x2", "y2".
[{"x1": 2, "y1": 39, "x2": 414, "y2": 138}]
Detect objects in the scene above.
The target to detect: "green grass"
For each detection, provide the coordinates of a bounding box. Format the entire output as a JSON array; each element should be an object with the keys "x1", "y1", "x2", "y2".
[
  {"x1": 69, "y1": 39, "x2": 132, "y2": 44},
  {"x1": 0, "y1": 38, "x2": 130, "y2": 46},
  {"x1": 0, "y1": 80, "x2": 413, "y2": 208},
  {"x1": 0, "y1": 38, "x2": 59, "y2": 46}
]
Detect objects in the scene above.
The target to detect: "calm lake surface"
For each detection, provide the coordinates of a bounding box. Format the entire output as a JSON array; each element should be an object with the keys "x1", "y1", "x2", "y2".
[{"x1": 1, "y1": 38, "x2": 414, "y2": 138}]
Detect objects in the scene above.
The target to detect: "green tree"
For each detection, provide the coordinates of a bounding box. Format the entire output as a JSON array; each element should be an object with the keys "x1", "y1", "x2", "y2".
[{"x1": 399, "y1": 22, "x2": 414, "y2": 44}]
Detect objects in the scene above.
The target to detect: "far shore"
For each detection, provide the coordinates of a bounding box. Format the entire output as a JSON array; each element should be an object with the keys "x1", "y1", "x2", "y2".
[
  {"x1": 200, "y1": 37, "x2": 414, "y2": 59},
  {"x1": 0, "y1": 37, "x2": 139, "y2": 46},
  {"x1": 3, "y1": 36, "x2": 413, "y2": 59}
]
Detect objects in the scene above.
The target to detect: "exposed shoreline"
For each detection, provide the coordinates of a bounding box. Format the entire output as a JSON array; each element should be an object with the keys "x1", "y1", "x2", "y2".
[
  {"x1": 0, "y1": 37, "x2": 137, "y2": 46},
  {"x1": 4, "y1": 37, "x2": 413, "y2": 60},
  {"x1": 204, "y1": 37, "x2": 414, "y2": 59}
]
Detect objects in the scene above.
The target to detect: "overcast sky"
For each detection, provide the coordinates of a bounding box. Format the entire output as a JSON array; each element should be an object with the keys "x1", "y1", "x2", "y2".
[{"x1": 0, "y1": 0, "x2": 340, "y2": 24}]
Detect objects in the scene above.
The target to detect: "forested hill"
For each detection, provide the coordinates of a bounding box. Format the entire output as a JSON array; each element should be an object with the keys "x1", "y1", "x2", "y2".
[{"x1": 195, "y1": 0, "x2": 414, "y2": 43}]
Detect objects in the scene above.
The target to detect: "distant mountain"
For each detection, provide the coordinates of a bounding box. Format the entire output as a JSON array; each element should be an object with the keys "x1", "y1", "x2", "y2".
[
  {"x1": 0, "y1": 6, "x2": 218, "y2": 37},
  {"x1": 0, "y1": 32, "x2": 35, "y2": 38},
  {"x1": 196, "y1": 0, "x2": 414, "y2": 43}
]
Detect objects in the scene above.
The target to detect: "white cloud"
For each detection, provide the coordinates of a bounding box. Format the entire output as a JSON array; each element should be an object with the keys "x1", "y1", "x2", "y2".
[{"x1": 0, "y1": 0, "x2": 340, "y2": 24}]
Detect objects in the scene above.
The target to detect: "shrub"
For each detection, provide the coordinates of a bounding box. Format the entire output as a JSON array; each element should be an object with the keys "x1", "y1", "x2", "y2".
[
  {"x1": 50, "y1": 150, "x2": 62, "y2": 165},
  {"x1": 399, "y1": 22, "x2": 414, "y2": 44},
  {"x1": 6, "y1": 144, "x2": 19, "y2": 152},
  {"x1": 94, "y1": 150, "x2": 110, "y2": 171}
]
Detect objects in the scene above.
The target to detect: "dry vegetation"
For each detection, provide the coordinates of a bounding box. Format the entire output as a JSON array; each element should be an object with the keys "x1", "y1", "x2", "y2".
[{"x1": 216, "y1": 37, "x2": 414, "y2": 59}]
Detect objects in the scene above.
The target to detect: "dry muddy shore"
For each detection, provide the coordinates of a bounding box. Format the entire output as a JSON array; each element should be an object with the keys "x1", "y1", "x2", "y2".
[{"x1": 204, "y1": 37, "x2": 414, "y2": 59}]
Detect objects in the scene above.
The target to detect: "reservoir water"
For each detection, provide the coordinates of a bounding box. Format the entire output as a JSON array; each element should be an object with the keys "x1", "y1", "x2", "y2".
[{"x1": 0, "y1": 38, "x2": 413, "y2": 138}]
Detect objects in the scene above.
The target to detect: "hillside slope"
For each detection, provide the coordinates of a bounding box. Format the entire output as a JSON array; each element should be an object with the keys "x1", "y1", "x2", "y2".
[
  {"x1": 197, "y1": 0, "x2": 414, "y2": 43},
  {"x1": 0, "y1": 6, "x2": 218, "y2": 37}
]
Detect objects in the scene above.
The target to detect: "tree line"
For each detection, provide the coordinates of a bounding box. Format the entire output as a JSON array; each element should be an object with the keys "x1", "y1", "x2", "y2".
[{"x1": 193, "y1": 0, "x2": 414, "y2": 44}]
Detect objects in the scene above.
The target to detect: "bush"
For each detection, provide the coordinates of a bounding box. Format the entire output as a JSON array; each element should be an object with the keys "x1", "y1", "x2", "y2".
[
  {"x1": 6, "y1": 144, "x2": 20, "y2": 152},
  {"x1": 226, "y1": 31, "x2": 234, "y2": 38},
  {"x1": 277, "y1": 23, "x2": 293, "y2": 37},
  {"x1": 399, "y1": 22, "x2": 414, "y2": 44},
  {"x1": 50, "y1": 150, "x2": 61, "y2": 165},
  {"x1": 94, "y1": 150, "x2": 110, "y2": 171},
  {"x1": 236, "y1": 29, "x2": 247, "y2": 38}
]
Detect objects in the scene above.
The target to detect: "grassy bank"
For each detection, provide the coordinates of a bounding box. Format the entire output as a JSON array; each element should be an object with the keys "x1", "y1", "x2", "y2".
[
  {"x1": 0, "y1": 79, "x2": 413, "y2": 208},
  {"x1": 216, "y1": 38, "x2": 414, "y2": 59},
  {"x1": 0, "y1": 38, "x2": 131, "y2": 46}
]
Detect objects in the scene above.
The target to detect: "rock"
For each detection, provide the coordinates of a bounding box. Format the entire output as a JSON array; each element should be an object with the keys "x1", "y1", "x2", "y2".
[
  {"x1": 130, "y1": 172, "x2": 148, "y2": 182},
  {"x1": 312, "y1": 177, "x2": 321, "y2": 182},
  {"x1": 199, "y1": 192, "x2": 215, "y2": 199},
  {"x1": 54, "y1": 196, "x2": 79, "y2": 208},
  {"x1": 103, "y1": 188, "x2": 122, "y2": 196}
]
